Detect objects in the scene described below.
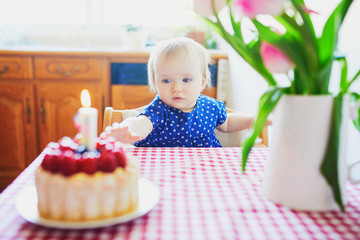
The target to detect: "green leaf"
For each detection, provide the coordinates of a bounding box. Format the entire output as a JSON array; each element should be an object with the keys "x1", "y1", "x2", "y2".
[
  {"x1": 317, "y1": 61, "x2": 333, "y2": 94},
  {"x1": 316, "y1": 0, "x2": 353, "y2": 94},
  {"x1": 242, "y1": 87, "x2": 284, "y2": 171},
  {"x1": 287, "y1": 1, "x2": 319, "y2": 70},
  {"x1": 274, "y1": 13, "x2": 302, "y2": 45},
  {"x1": 229, "y1": 5, "x2": 241, "y2": 39},
  {"x1": 291, "y1": 0, "x2": 305, "y2": 5},
  {"x1": 334, "y1": 55, "x2": 348, "y2": 94},
  {"x1": 346, "y1": 68, "x2": 360, "y2": 91},
  {"x1": 334, "y1": 53, "x2": 360, "y2": 93},
  {"x1": 289, "y1": 0, "x2": 317, "y2": 48},
  {"x1": 318, "y1": 0, "x2": 354, "y2": 66},
  {"x1": 293, "y1": 69, "x2": 305, "y2": 94},
  {"x1": 350, "y1": 92, "x2": 360, "y2": 131},
  {"x1": 320, "y1": 94, "x2": 344, "y2": 212}
]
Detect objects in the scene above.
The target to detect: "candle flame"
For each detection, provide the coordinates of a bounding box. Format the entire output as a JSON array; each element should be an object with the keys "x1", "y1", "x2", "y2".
[{"x1": 81, "y1": 89, "x2": 91, "y2": 107}]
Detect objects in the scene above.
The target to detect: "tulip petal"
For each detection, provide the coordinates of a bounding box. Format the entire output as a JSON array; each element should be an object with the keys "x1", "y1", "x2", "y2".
[
  {"x1": 260, "y1": 42, "x2": 292, "y2": 73},
  {"x1": 233, "y1": 0, "x2": 284, "y2": 18}
]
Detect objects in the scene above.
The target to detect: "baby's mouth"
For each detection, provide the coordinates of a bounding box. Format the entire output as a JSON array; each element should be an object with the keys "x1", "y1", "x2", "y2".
[{"x1": 172, "y1": 97, "x2": 184, "y2": 101}]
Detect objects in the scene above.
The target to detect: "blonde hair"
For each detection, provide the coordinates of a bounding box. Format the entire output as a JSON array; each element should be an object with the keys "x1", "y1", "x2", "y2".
[{"x1": 147, "y1": 37, "x2": 212, "y2": 93}]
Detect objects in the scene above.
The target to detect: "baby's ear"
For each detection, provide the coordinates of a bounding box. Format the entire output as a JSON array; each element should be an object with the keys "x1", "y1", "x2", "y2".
[{"x1": 201, "y1": 77, "x2": 207, "y2": 90}]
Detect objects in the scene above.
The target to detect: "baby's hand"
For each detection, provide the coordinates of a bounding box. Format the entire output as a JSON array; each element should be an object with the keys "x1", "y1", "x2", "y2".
[{"x1": 100, "y1": 122, "x2": 141, "y2": 144}]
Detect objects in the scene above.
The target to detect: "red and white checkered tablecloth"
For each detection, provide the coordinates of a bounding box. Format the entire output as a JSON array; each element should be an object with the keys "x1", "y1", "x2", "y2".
[{"x1": 0, "y1": 147, "x2": 359, "y2": 240}]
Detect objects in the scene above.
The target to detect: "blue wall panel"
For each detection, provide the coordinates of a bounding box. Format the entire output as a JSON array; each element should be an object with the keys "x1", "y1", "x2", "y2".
[{"x1": 111, "y1": 63, "x2": 217, "y2": 86}]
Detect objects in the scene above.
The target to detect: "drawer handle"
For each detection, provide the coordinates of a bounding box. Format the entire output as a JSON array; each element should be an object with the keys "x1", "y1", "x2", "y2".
[
  {"x1": 56, "y1": 65, "x2": 79, "y2": 76},
  {"x1": 40, "y1": 98, "x2": 46, "y2": 124},
  {"x1": 0, "y1": 65, "x2": 9, "y2": 74},
  {"x1": 26, "y1": 98, "x2": 31, "y2": 124}
]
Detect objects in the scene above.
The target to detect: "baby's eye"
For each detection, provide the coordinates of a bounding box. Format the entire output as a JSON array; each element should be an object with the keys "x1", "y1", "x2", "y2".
[
  {"x1": 183, "y1": 78, "x2": 191, "y2": 82},
  {"x1": 162, "y1": 79, "x2": 171, "y2": 83}
]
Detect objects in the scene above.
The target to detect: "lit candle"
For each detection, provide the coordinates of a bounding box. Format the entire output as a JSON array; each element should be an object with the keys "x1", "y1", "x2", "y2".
[{"x1": 75, "y1": 89, "x2": 98, "y2": 151}]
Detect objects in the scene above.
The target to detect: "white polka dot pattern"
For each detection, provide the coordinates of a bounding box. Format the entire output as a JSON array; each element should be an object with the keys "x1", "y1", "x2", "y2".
[{"x1": 135, "y1": 95, "x2": 227, "y2": 147}]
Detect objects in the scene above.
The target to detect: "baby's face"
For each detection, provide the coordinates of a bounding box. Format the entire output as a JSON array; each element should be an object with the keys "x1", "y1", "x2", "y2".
[{"x1": 154, "y1": 54, "x2": 205, "y2": 112}]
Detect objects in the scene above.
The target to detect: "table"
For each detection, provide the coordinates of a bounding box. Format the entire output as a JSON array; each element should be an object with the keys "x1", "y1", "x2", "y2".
[{"x1": 0, "y1": 147, "x2": 359, "y2": 240}]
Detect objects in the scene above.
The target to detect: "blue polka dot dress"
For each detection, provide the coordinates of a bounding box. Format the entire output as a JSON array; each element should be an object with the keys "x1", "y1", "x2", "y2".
[{"x1": 134, "y1": 95, "x2": 227, "y2": 147}]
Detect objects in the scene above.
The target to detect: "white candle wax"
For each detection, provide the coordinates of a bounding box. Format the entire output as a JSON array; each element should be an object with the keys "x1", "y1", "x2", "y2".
[{"x1": 78, "y1": 107, "x2": 98, "y2": 151}]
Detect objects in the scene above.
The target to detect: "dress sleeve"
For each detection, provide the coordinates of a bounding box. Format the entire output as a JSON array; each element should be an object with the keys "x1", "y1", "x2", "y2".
[
  {"x1": 137, "y1": 97, "x2": 164, "y2": 129},
  {"x1": 216, "y1": 100, "x2": 227, "y2": 127}
]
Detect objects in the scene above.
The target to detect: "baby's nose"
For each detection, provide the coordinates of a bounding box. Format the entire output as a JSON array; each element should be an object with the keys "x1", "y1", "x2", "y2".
[{"x1": 172, "y1": 83, "x2": 182, "y2": 93}]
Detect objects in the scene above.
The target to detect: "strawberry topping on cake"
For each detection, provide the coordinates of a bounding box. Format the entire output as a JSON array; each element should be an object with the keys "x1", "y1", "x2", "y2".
[{"x1": 41, "y1": 137, "x2": 127, "y2": 176}]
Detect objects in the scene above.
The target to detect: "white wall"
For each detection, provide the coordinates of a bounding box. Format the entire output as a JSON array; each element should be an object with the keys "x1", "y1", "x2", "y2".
[
  {"x1": 340, "y1": 0, "x2": 360, "y2": 164},
  {"x1": 226, "y1": 48, "x2": 267, "y2": 114},
  {"x1": 225, "y1": 0, "x2": 360, "y2": 163}
]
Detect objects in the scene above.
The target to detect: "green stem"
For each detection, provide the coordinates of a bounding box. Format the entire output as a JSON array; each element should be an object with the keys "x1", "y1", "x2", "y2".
[{"x1": 345, "y1": 69, "x2": 360, "y2": 92}]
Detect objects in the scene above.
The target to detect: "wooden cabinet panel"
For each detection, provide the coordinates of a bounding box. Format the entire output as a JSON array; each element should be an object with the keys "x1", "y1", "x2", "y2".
[
  {"x1": 112, "y1": 85, "x2": 156, "y2": 109},
  {"x1": 36, "y1": 82, "x2": 103, "y2": 150},
  {"x1": 202, "y1": 87, "x2": 216, "y2": 99},
  {"x1": 0, "y1": 82, "x2": 37, "y2": 189},
  {"x1": 34, "y1": 57, "x2": 102, "y2": 80},
  {"x1": 0, "y1": 56, "x2": 33, "y2": 79}
]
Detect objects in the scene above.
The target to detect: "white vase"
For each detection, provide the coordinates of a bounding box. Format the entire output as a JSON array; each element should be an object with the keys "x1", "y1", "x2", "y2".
[{"x1": 263, "y1": 95, "x2": 349, "y2": 211}]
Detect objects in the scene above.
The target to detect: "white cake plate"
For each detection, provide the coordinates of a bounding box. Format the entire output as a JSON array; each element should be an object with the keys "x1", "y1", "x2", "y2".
[{"x1": 16, "y1": 178, "x2": 160, "y2": 229}]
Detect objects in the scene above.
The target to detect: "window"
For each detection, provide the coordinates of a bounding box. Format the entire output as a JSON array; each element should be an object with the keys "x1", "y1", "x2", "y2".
[{"x1": 0, "y1": 0, "x2": 196, "y2": 27}]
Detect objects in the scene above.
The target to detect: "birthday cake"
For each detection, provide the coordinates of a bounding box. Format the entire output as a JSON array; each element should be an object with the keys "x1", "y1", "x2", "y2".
[{"x1": 35, "y1": 136, "x2": 139, "y2": 221}]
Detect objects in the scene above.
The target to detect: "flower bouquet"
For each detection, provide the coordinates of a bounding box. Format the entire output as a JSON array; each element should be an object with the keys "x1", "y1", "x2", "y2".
[{"x1": 194, "y1": 0, "x2": 360, "y2": 211}]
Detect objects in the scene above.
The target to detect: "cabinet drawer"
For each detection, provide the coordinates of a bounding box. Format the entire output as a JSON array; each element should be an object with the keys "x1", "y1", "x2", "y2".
[
  {"x1": 34, "y1": 57, "x2": 102, "y2": 80},
  {"x1": 0, "y1": 56, "x2": 33, "y2": 79}
]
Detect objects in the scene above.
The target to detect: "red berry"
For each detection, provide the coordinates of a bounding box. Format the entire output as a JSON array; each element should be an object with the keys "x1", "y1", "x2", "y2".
[
  {"x1": 96, "y1": 139, "x2": 108, "y2": 151},
  {"x1": 104, "y1": 143, "x2": 114, "y2": 151},
  {"x1": 98, "y1": 151, "x2": 117, "y2": 173},
  {"x1": 112, "y1": 147, "x2": 127, "y2": 168},
  {"x1": 80, "y1": 151, "x2": 100, "y2": 175},
  {"x1": 58, "y1": 137, "x2": 78, "y2": 152},
  {"x1": 41, "y1": 148, "x2": 62, "y2": 173},
  {"x1": 60, "y1": 150, "x2": 79, "y2": 176}
]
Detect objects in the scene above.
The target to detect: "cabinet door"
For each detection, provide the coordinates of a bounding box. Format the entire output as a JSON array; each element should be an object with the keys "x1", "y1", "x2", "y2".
[
  {"x1": 112, "y1": 85, "x2": 156, "y2": 109},
  {"x1": 36, "y1": 82, "x2": 103, "y2": 150},
  {"x1": 0, "y1": 82, "x2": 38, "y2": 190}
]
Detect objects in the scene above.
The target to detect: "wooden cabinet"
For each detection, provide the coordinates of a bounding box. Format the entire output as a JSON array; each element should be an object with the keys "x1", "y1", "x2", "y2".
[
  {"x1": 33, "y1": 57, "x2": 106, "y2": 150},
  {"x1": 0, "y1": 57, "x2": 38, "y2": 190},
  {"x1": 35, "y1": 82, "x2": 103, "y2": 150},
  {"x1": 0, "y1": 54, "x2": 108, "y2": 191}
]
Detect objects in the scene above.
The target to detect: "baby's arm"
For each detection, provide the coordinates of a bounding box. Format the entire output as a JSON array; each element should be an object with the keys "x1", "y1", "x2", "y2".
[
  {"x1": 216, "y1": 113, "x2": 254, "y2": 133},
  {"x1": 102, "y1": 115, "x2": 153, "y2": 144}
]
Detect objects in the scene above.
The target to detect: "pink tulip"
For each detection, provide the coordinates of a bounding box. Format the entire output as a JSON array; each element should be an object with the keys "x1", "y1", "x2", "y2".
[
  {"x1": 302, "y1": 6, "x2": 318, "y2": 15},
  {"x1": 193, "y1": 0, "x2": 227, "y2": 18},
  {"x1": 260, "y1": 42, "x2": 292, "y2": 73},
  {"x1": 233, "y1": 0, "x2": 284, "y2": 18}
]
